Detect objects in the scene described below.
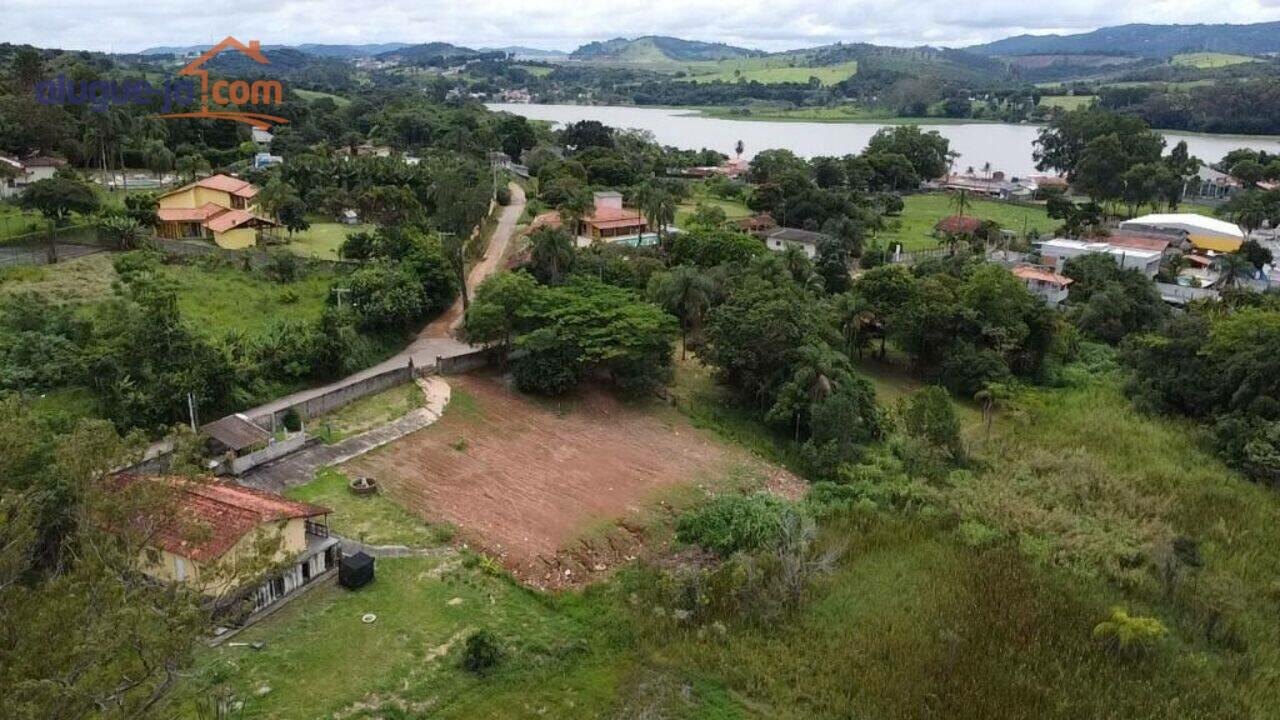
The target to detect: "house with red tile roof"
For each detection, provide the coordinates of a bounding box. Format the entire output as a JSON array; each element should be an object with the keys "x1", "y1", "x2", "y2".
[
  {"x1": 529, "y1": 191, "x2": 651, "y2": 245},
  {"x1": 126, "y1": 475, "x2": 338, "y2": 615},
  {"x1": 1012, "y1": 265, "x2": 1073, "y2": 307},
  {"x1": 155, "y1": 174, "x2": 277, "y2": 249}
]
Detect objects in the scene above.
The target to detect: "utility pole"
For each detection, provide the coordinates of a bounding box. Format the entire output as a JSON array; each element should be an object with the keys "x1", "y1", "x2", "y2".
[
  {"x1": 186, "y1": 392, "x2": 198, "y2": 432},
  {"x1": 332, "y1": 287, "x2": 350, "y2": 310}
]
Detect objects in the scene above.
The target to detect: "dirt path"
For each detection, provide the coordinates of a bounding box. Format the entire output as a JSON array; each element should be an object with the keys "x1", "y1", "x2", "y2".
[
  {"x1": 242, "y1": 183, "x2": 526, "y2": 421},
  {"x1": 421, "y1": 182, "x2": 526, "y2": 339}
]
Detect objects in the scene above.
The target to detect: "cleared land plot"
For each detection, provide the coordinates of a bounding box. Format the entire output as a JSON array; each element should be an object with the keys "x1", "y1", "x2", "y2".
[
  {"x1": 342, "y1": 373, "x2": 796, "y2": 586},
  {"x1": 684, "y1": 59, "x2": 858, "y2": 85},
  {"x1": 878, "y1": 193, "x2": 1053, "y2": 251},
  {"x1": 1039, "y1": 94, "x2": 1096, "y2": 110},
  {"x1": 1171, "y1": 52, "x2": 1258, "y2": 68},
  {"x1": 294, "y1": 88, "x2": 351, "y2": 107}
]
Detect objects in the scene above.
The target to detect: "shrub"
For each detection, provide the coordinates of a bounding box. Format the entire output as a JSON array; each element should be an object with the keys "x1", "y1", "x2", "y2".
[
  {"x1": 676, "y1": 494, "x2": 800, "y2": 556},
  {"x1": 263, "y1": 250, "x2": 300, "y2": 283},
  {"x1": 495, "y1": 186, "x2": 512, "y2": 206},
  {"x1": 1092, "y1": 607, "x2": 1168, "y2": 656},
  {"x1": 899, "y1": 385, "x2": 963, "y2": 461},
  {"x1": 460, "y1": 630, "x2": 503, "y2": 675}
]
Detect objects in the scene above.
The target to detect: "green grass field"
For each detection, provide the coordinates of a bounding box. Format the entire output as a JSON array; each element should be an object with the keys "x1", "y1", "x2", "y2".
[
  {"x1": 1171, "y1": 52, "x2": 1259, "y2": 69},
  {"x1": 310, "y1": 381, "x2": 425, "y2": 443},
  {"x1": 877, "y1": 193, "x2": 1052, "y2": 251},
  {"x1": 1039, "y1": 94, "x2": 1097, "y2": 111},
  {"x1": 683, "y1": 59, "x2": 858, "y2": 86},
  {"x1": 285, "y1": 467, "x2": 447, "y2": 547},
  {"x1": 285, "y1": 221, "x2": 372, "y2": 260},
  {"x1": 294, "y1": 88, "x2": 351, "y2": 107},
  {"x1": 514, "y1": 64, "x2": 554, "y2": 78},
  {"x1": 169, "y1": 262, "x2": 334, "y2": 337},
  {"x1": 675, "y1": 184, "x2": 754, "y2": 228}
]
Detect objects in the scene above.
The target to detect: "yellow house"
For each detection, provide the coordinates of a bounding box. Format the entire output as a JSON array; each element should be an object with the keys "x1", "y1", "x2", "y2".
[
  {"x1": 130, "y1": 476, "x2": 337, "y2": 615},
  {"x1": 155, "y1": 174, "x2": 279, "y2": 249}
]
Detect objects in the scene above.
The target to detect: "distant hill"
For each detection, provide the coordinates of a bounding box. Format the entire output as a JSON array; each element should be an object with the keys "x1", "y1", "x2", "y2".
[
  {"x1": 140, "y1": 42, "x2": 411, "y2": 58},
  {"x1": 375, "y1": 42, "x2": 484, "y2": 64},
  {"x1": 570, "y1": 36, "x2": 763, "y2": 63},
  {"x1": 968, "y1": 22, "x2": 1280, "y2": 58},
  {"x1": 484, "y1": 46, "x2": 568, "y2": 61}
]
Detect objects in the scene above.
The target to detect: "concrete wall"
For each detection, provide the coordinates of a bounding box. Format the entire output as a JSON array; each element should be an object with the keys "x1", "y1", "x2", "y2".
[
  {"x1": 229, "y1": 433, "x2": 309, "y2": 475},
  {"x1": 252, "y1": 364, "x2": 417, "y2": 429},
  {"x1": 436, "y1": 347, "x2": 499, "y2": 375}
]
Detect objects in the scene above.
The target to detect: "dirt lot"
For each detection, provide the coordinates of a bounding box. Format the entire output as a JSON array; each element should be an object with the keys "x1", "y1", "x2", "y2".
[{"x1": 343, "y1": 373, "x2": 800, "y2": 588}]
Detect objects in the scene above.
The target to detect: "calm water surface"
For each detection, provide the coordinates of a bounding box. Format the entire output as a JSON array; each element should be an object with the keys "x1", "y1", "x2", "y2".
[{"x1": 488, "y1": 103, "x2": 1280, "y2": 178}]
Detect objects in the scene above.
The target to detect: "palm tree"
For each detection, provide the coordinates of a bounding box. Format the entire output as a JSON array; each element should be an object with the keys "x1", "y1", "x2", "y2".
[
  {"x1": 649, "y1": 266, "x2": 714, "y2": 359},
  {"x1": 949, "y1": 188, "x2": 971, "y2": 218},
  {"x1": 530, "y1": 227, "x2": 575, "y2": 285},
  {"x1": 557, "y1": 191, "x2": 592, "y2": 244},
  {"x1": 1218, "y1": 253, "x2": 1255, "y2": 288},
  {"x1": 834, "y1": 293, "x2": 876, "y2": 359},
  {"x1": 769, "y1": 344, "x2": 845, "y2": 441},
  {"x1": 637, "y1": 184, "x2": 676, "y2": 250},
  {"x1": 981, "y1": 161, "x2": 992, "y2": 180},
  {"x1": 175, "y1": 154, "x2": 210, "y2": 184},
  {"x1": 735, "y1": 140, "x2": 744, "y2": 159}
]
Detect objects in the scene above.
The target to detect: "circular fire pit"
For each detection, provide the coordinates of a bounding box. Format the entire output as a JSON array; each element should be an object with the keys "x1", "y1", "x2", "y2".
[{"x1": 349, "y1": 476, "x2": 379, "y2": 496}]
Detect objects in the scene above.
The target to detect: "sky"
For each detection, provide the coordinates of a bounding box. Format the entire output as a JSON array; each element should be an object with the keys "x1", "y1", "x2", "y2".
[{"x1": 5, "y1": 0, "x2": 1280, "y2": 53}]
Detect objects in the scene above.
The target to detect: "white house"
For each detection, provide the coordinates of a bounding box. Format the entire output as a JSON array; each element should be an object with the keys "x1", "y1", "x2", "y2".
[
  {"x1": 0, "y1": 154, "x2": 65, "y2": 199},
  {"x1": 1013, "y1": 265, "x2": 1073, "y2": 307},
  {"x1": 764, "y1": 227, "x2": 829, "y2": 259},
  {"x1": 1038, "y1": 238, "x2": 1163, "y2": 278}
]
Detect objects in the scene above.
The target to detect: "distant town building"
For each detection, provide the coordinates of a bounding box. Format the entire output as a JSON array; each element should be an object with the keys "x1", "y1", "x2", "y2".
[
  {"x1": 1184, "y1": 165, "x2": 1242, "y2": 201},
  {"x1": 1120, "y1": 213, "x2": 1245, "y2": 254},
  {"x1": 1038, "y1": 238, "x2": 1163, "y2": 278}
]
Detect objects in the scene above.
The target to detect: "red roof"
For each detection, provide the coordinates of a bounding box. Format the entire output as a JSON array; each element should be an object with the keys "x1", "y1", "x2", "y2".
[
  {"x1": 1107, "y1": 232, "x2": 1170, "y2": 253},
  {"x1": 157, "y1": 202, "x2": 228, "y2": 223},
  {"x1": 205, "y1": 209, "x2": 276, "y2": 233},
  {"x1": 584, "y1": 206, "x2": 646, "y2": 230},
  {"x1": 158, "y1": 174, "x2": 257, "y2": 201},
  {"x1": 1013, "y1": 265, "x2": 1073, "y2": 287},
  {"x1": 121, "y1": 476, "x2": 328, "y2": 563},
  {"x1": 22, "y1": 155, "x2": 66, "y2": 167},
  {"x1": 530, "y1": 210, "x2": 563, "y2": 230},
  {"x1": 935, "y1": 215, "x2": 984, "y2": 235}
]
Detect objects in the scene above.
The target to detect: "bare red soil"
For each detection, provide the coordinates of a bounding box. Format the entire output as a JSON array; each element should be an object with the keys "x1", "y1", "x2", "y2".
[{"x1": 343, "y1": 373, "x2": 800, "y2": 588}]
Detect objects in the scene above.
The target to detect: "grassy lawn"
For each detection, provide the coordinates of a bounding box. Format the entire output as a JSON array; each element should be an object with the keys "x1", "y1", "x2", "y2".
[
  {"x1": 285, "y1": 467, "x2": 446, "y2": 547},
  {"x1": 294, "y1": 88, "x2": 351, "y2": 107},
  {"x1": 178, "y1": 556, "x2": 618, "y2": 719},
  {"x1": 684, "y1": 59, "x2": 859, "y2": 85},
  {"x1": 876, "y1": 193, "x2": 1052, "y2": 251},
  {"x1": 675, "y1": 187, "x2": 753, "y2": 229},
  {"x1": 311, "y1": 381, "x2": 425, "y2": 443},
  {"x1": 0, "y1": 253, "x2": 118, "y2": 304},
  {"x1": 513, "y1": 64, "x2": 553, "y2": 78},
  {"x1": 1171, "y1": 52, "x2": 1259, "y2": 69},
  {"x1": 168, "y1": 262, "x2": 334, "y2": 337},
  {"x1": 1039, "y1": 94, "x2": 1097, "y2": 110},
  {"x1": 285, "y1": 221, "x2": 372, "y2": 260}
]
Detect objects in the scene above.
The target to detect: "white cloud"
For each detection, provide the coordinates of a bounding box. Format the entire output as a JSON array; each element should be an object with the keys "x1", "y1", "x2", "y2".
[{"x1": 3, "y1": 0, "x2": 1280, "y2": 52}]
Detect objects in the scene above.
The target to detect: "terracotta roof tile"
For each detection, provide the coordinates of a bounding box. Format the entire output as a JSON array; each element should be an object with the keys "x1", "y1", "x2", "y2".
[{"x1": 1013, "y1": 265, "x2": 1073, "y2": 287}]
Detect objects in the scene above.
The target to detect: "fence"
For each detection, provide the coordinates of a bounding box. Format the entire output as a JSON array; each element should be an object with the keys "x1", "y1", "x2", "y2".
[
  {"x1": 249, "y1": 363, "x2": 419, "y2": 429},
  {"x1": 228, "y1": 433, "x2": 311, "y2": 475},
  {"x1": 436, "y1": 347, "x2": 500, "y2": 375},
  {"x1": 0, "y1": 224, "x2": 106, "y2": 268}
]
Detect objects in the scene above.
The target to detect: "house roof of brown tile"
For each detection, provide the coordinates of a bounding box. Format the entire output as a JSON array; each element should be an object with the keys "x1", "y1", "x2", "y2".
[
  {"x1": 205, "y1": 208, "x2": 277, "y2": 234},
  {"x1": 119, "y1": 475, "x2": 329, "y2": 563},
  {"x1": 156, "y1": 202, "x2": 228, "y2": 223},
  {"x1": 157, "y1": 174, "x2": 257, "y2": 201},
  {"x1": 1013, "y1": 265, "x2": 1073, "y2": 287}
]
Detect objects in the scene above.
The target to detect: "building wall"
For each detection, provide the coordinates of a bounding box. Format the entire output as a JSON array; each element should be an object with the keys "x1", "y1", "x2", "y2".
[
  {"x1": 158, "y1": 186, "x2": 233, "y2": 211},
  {"x1": 137, "y1": 517, "x2": 309, "y2": 596},
  {"x1": 214, "y1": 227, "x2": 257, "y2": 249}
]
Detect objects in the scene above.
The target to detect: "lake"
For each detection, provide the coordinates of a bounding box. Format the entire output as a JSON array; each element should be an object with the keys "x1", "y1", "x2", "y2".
[{"x1": 487, "y1": 103, "x2": 1280, "y2": 178}]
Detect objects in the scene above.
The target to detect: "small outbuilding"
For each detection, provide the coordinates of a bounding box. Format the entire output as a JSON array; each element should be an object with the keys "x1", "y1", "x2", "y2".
[{"x1": 340, "y1": 551, "x2": 375, "y2": 590}]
